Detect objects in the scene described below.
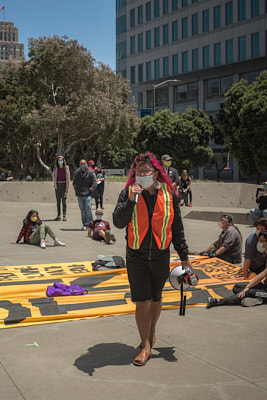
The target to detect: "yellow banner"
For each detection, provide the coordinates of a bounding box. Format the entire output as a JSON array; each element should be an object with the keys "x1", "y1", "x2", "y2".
[{"x1": 0, "y1": 255, "x2": 247, "y2": 329}]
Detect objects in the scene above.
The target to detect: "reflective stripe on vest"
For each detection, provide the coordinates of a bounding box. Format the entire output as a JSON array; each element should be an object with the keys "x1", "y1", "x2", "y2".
[{"x1": 128, "y1": 183, "x2": 174, "y2": 250}]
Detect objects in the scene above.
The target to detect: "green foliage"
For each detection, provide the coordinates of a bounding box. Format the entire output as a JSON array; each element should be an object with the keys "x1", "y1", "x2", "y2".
[
  {"x1": 219, "y1": 71, "x2": 267, "y2": 177},
  {"x1": 135, "y1": 108, "x2": 214, "y2": 171}
]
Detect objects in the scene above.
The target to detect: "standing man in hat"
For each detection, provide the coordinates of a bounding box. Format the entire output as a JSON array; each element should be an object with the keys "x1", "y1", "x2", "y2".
[{"x1": 161, "y1": 154, "x2": 179, "y2": 191}]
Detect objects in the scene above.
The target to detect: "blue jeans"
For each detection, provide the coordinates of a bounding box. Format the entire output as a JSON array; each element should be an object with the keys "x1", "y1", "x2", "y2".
[
  {"x1": 250, "y1": 208, "x2": 267, "y2": 224},
  {"x1": 77, "y1": 196, "x2": 93, "y2": 227}
]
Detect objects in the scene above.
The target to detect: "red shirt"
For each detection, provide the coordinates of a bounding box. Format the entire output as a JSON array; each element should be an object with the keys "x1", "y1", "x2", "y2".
[
  {"x1": 88, "y1": 219, "x2": 110, "y2": 232},
  {"x1": 57, "y1": 167, "x2": 66, "y2": 182}
]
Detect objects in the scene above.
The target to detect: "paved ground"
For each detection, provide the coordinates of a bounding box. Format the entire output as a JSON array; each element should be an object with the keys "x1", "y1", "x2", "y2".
[{"x1": 0, "y1": 200, "x2": 266, "y2": 400}]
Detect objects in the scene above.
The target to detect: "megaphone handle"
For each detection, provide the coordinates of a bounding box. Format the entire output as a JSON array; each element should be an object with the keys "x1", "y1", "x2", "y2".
[
  {"x1": 182, "y1": 294, "x2": 186, "y2": 316},
  {"x1": 179, "y1": 282, "x2": 184, "y2": 316}
]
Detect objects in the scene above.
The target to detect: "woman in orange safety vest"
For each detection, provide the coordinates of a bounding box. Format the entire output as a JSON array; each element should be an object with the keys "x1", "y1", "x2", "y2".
[{"x1": 113, "y1": 152, "x2": 192, "y2": 367}]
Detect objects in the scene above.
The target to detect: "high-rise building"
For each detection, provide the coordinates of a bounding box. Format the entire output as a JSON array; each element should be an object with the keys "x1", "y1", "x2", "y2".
[
  {"x1": 0, "y1": 21, "x2": 24, "y2": 64},
  {"x1": 116, "y1": 0, "x2": 267, "y2": 180}
]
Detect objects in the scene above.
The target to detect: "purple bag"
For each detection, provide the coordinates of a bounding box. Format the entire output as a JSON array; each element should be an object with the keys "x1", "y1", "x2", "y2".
[{"x1": 46, "y1": 282, "x2": 87, "y2": 297}]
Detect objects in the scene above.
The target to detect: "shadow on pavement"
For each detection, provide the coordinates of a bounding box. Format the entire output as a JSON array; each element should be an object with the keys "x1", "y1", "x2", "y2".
[{"x1": 74, "y1": 343, "x2": 178, "y2": 376}]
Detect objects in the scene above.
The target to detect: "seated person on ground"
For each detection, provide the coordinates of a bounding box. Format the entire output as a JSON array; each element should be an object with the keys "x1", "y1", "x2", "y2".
[
  {"x1": 240, "y1": 218, "x2": 267, "y2": 280},
  {"x1": 201, "y1": 213, "x2": 242, "y2": 264},
  {"x1": 16, "y1": 210, "x2": 65, "y2": 249},
  {"x1": 207, "y1": 231, "x2": 267, "y2": 309},
  {"x1": 178, "y1": 169, "x2": 192, "y2": 207},
  {"x1": 250, "y1": 182, "x2": 267, "y2": 224},
  {"x1": 88, "y1": 208, "x2": 116, "y2": 244}
]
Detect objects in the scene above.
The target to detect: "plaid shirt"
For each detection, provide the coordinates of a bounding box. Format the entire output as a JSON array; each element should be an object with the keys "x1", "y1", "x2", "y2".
[{"x1": 17, "y1": 219, "x2": 42, "y2": 244}]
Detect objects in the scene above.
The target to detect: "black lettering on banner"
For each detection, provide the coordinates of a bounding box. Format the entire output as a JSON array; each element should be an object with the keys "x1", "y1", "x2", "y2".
[
  {"x1": 30, "y1": 298, "x2": 67, "y2": 316},
  {"x1": 0, "y1": 273, "x2": 19, "y2": 281},
  {"x1": 20, "y1": 266, "x2": 44, "y2": 278},
  {"x1": 44, "y1": 266, "x2": 65, "y2": 275},
  {"x1": 0, "y1": 300, "x2": 31, "y2": 325},
  {"x1": 69, "y1": 265, "x2": 90, "y2": 273},
  {"x1": 207, "y1": 284, "x2": 234, "y2": 299}
]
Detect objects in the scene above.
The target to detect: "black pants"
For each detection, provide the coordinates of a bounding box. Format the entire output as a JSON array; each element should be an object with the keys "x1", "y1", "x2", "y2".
[
  {"x1": 178, "y1": 188, "x2": 192, "y2": 204},
  {"x1": 55, "y1": 183, "x2": 66, "y2": 216},
  {"x1": 220, "y1": 283, "x2": 267, "y2": 305},
  {"x1": 95, "y1": 184, "x2": 104, "y2": 208}
]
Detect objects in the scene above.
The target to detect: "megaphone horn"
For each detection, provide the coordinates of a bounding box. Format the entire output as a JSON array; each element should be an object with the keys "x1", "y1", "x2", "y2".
[{"x1": 169, "y1": 266, "x2": 190, "y2": 290}]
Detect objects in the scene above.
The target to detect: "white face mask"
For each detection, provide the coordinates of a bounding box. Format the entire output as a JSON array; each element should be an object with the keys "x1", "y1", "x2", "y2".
[
  {"x1": 135, "y1": 175, "x2": 154, "y2": 189},
  {"x1": 96, "y1": 215, "x2": 102, "y2": 220}
]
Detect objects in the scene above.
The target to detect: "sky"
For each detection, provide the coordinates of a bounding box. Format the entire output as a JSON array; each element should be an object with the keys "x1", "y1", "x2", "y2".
[{"x1": 0, "y1": 0, "x2": 116, "y2": 70}]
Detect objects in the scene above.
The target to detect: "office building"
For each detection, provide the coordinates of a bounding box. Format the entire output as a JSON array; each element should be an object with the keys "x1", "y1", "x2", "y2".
[
  {"x1": 116, "y1": 0, "x2": 267, "y2": 180},
  {"x1": 0, "y1": 21, "x2": 24, "y2": 64}
]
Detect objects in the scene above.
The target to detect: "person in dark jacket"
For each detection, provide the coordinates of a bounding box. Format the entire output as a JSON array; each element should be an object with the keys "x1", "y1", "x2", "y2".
[
  {"x1": 113, "y1": 151, "x2": 191, "y2": 367},
  {"x1": 250, "y1": 182, "x2": 267, "y2": 224},
  {"x1": 94, "y1": 163, "x2": 106, "y2": 209},
  {"x1": 161, "y1": 154, "x2": 179, "y2": 190},
  {"x1": 73, "y1": 159, "x2": 97, "y2": 231},
  {"x1": 16, "y1": 210, "x2": 65, "y2": 249},
  {"x1": 52, "y1": 156, "x2": 70, "y2": 221}
]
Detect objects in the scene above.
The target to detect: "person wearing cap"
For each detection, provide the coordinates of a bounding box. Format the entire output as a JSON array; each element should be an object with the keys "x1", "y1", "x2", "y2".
[
  {"x1": 178, "y1": 169, "x2": 192, "y2": 207},
  {"x1": 88, "y1": 208, "x2": 116, "y2": 244},
  {"x1": 202, "y1": 213, "x2": 242, "y2": 264},
  {"x1": 207, "y1": 230, "x2": 267, "y2": 309},
  {"x1": 94, "y1": 163, "x2": 106, "y2": 209},
  {"x1": 161, "y1": 155, "x2": 179, "y2": 191},
  {"x1": 88, "y1": 160, "x2": 95, "y2": 171},
  {"x1": 249, "y1": 182, "x2": 267, "y2": 224}
]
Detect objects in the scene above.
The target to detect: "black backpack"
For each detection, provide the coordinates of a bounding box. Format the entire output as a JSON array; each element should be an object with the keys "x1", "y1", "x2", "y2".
[{"x1": 92, "y1": 255, "x2": 125, "y2": 271}]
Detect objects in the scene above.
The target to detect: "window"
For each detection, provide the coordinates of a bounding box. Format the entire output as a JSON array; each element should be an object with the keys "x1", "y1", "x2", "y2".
[
  {"x1": 172, "y1": 21, "x2": 178, "y2": 41},
  {"x1": 214, "y1": 43, "x2": 221, "y2": 65},
  {"x1": 203, "y1": 45, "x2": 210, "y2": 68},
  {"x1": 154, "y1": 27, "x2": 160, "y2": 46},
  {"x1": 146, "y1": 61, "x2": 152, "y2": 81},
  {"x1": 192, "y1": 13, "x2": 198, "y2": 35},
  {"x1": 239, "y1": 36, "x2": 246, "y2": 60},
  {"x1": 221, "y1": 76, "x2": 233, "y2": 96},
  {"x1": 182, "y1": 17, "x2": 188, "y2": 38},
  {"x1": 207, "y1": 79, "x2": 220, "y2": 99},
  {"x1": 130, "y1": 9, "x2": 135, "y2": 27},
  {"x1": 266, "y1": 0, "x2": 267, "y2": 13},
  {"x1": 242, "y1": 71, "x2": 258, "y2": 84},
  {"x1": 146, "y1": 2, "x2": 151, "y2": 21},
  {"x1": 119, "y1": 70, "x2": 126, "y2": 78},
  {"x1": 251, "y1": 0, "x2": 259, "y2": 17},
  {"x1": 163, "y1": 56, "x2": 169, "y2": 77},
  {"x1": 163, "y1": 24, "x2": 169, "y2": 44},
  {"x1": 175, "y1": 83, "x2": 198, "y2": 103},
  {"x1": 154, "y1": 59, "x2": 160, "y2": 78},
  {"x1": 266, "y1": 30, "x2": 267, "y2": 54},
  {"x1": 116, "y1": 0, "x2": 126, "y2": 10},
  {"x1": 146, "y1": 30, "x2": 151, "y2": 49},
  {"x1": 172, "y1": 54, "x2": 178, "y2": 74},
  {"x1": 182, "y1": 0, "x2": 187, "y2": 7},
  {"x1": 203, "y1": 10, "x2": 209, "y2": 32},
  {"x1": 116, "y1": 41, "x2": 126, "y2": 60},
  {"x1": 192, "y1": 49, "x2": 198, "y2": 71},
  {"x1": 226, "y1": 2, "x2": 233, "y2": 25},
  {"x1": 238, "y1": 0, "x2": 246, "y2": 21},
  {"x1": 131, "y1": 66, "x2": 136, "y2": 84},
  {"x1": 176, "y1": 85, "x2": 187, "y2": 103},
  {"x1": 226, "y1": 39, "x2": 233, "y2": 63},
  {"x1": 214, "y1": 6, "x2": 221, "y2": 29},
  {"x1": 188, "y1": 83, "x2": 198, "y2": 101},
  {"x1": 163, "y1": 0, "x2": 169, "y2": 14},
  {"x1": 138, "y1": 64, "x2": 143, "y2": 82},
  {"x1": 138, "y1": 5, "x2": 143, "y2": 24},
  {"x1": 116, "y1": 15, "x2": 126, "y2": 35},
  {"x1": 192, "y1": 0, "x2": 198, "y2": 3},
  {"x1": 172, "y1": 0, "x2": 178, "y2": 11},
  {"x1": 251, "y1": 32, "x2": 260, "y2": 57},
  {"x1": 154, "y1": 0, "x2": 160, "y2": 17},
  {"x1": 138, "y1": 33, "x2": 143, "y2": 52},
  {"x1": 130, "y1": 36, "x2": 135, "y2": 55},
  {"x1": 182, "y1": 51, "x2": 188, "y2": 73}
]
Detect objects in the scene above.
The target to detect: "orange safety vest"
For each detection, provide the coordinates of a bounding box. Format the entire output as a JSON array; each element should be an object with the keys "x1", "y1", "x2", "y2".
[{"x1": 128, "y1": 182, "x2": 174, "y2": 250}]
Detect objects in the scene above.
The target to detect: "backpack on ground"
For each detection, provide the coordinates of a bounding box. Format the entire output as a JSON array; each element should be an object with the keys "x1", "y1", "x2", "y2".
[
  {"x1": 92, "y1": 255, "x2": 125, "y2": 271},
  {"x1": 46, "y1": 282, "x2": 87, "y2": 297}
]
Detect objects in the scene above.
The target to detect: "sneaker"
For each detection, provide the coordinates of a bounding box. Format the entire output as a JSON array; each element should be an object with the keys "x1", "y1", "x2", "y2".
[
  {"x1": 63, "y1": 215, "x2": 67, "y2": 221},
  {"x1": 110, "y1": 234, "x2": 116, "y2": 243},
  {"x1": 81, "y1": 226, "x2": 87, "y2": 231},
  {"x1": 105, "y1": 231, "x2": 111, "y2": 244},
  {"x1": 189, "y1": 203, "x2": 192, "y2": 207},
  {"x1": 40, "y1": 239, "x2": 46, "y2": 249},
  {"x1": 54, "y1": 216, "x2": 61, "y2": 221},
  {"x1": 206, "y1": 297, "x2": 219, "y2": 309},
  {"x1": 241, "y1": 297, "x2": 263, "y2": 307},
  {"x1": 54, "y1": 239, "x2": 65, "y2": 247}
]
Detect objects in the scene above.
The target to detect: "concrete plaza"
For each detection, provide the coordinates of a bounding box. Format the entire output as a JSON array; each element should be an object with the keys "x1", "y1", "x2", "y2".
[{"x1": 0, "y1": 192, "x2": 266, "y2": 400}]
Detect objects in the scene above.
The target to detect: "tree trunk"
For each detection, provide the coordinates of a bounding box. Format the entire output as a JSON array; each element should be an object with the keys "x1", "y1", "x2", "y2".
[
  {"x1": 57, "y1": 129, "x2": 64, "y2": 156},
  {"x1": 36, "y1": 142, "x2": 52, "y2": 177}
]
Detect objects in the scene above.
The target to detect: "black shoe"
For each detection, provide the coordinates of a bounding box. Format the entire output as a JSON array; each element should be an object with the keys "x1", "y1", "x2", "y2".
[
  {"x1": 54, "y1": 216, "x2": 61, "y2": 221},
  {"x1": 206, "y1": 297, "x2": 219, "y2": 309}
]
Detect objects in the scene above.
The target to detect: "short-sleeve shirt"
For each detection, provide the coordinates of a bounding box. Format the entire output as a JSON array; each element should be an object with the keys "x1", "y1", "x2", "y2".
[
  {"x1": 214, "y1": 225, "x2": 242, "y2": 261},
  {"x1": 244, "y1": 233, "x2": 267, "y2": 269},
  {"x1": 88, "y1": 219, "x2": 110, "y2": 233}
]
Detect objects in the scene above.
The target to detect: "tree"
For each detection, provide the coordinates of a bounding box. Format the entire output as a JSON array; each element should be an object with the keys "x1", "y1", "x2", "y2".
[
  {"x1": 219, "y1": 71, "x2": 267, "y2": 182},
  {"x1": 135, "y1": 108, "x2": 213, "y2": 171}
]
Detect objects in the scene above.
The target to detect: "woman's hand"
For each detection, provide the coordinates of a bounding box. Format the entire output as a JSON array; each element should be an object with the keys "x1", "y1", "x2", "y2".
[
  {"x1": 129, "y1": 184, "x2": 143, "y2": 202},
  {"x1": 237, "y1": 287, "x2": 249, "y2": 298}
]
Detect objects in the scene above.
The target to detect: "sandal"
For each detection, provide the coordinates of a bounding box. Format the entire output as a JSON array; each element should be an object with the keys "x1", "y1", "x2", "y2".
[
  {"x1": 139, "y1": 333, "x2": 156, "y2": 349},
  {"x1": 133, "y1": 349, "x2": 152, "y2": 367}
]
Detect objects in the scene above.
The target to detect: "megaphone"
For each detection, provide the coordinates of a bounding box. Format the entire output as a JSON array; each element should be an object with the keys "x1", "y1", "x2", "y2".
[{"x1": 169, "y1": 266, "x2": 199, "y2": 316}]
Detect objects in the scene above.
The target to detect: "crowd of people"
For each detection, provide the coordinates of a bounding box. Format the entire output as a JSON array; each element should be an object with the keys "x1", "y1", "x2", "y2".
[{"x1": 13, "y1": 152, "x2": 267, "y2": 367}]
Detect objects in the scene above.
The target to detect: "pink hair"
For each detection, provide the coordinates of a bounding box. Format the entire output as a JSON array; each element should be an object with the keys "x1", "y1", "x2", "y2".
[{"x1": 125, "y1": 151, "x2": 176, "y2": 194}]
